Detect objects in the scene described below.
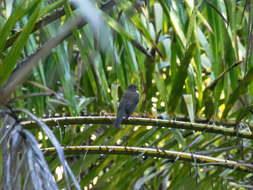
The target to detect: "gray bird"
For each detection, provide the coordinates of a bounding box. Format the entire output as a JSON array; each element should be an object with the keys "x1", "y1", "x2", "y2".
[{"x1": 114, "y1": 84, "x2": 139, "y2": 129}]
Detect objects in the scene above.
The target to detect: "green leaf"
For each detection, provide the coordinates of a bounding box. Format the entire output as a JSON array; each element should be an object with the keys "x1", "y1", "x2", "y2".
[
  {"x1": 168, "y1": 43, "x2": 196, "y2": 113},
  {"x1": 222, "y1": 67, "x2": 253, "y2": 119},
  {"x1": 183, "y1": 94, "x2": 195, "y2": 122},
  {"x1": 0, "y1": 0, "x2": 29, "y2": 57},
  {"x1": 0, "y1": 0, "x2": 42, "y2": 85}
]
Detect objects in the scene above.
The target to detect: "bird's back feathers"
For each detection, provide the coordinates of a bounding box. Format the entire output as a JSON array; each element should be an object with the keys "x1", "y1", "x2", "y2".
[{"x1": 114, "y1": 84, "x2": 139, "y2": 129}]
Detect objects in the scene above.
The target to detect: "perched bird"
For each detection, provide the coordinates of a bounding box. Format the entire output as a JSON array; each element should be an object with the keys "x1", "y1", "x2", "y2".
[{"x1": 114, "y1": 84, "x2": 139, "y2": 129}]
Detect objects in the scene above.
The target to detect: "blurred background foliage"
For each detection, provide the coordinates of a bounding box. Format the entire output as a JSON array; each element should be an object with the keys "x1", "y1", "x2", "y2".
[{"x1": 0, "y1": 0, "x2": 253, "y2": 189}]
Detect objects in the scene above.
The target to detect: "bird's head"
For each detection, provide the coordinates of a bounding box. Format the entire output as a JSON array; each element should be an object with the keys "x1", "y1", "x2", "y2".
[{"x1": 127, "y1": 84, "x2": 138, "y2": 93}]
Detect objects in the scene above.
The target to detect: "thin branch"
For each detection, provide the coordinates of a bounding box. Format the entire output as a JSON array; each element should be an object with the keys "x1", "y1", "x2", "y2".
[
  {"x1": 42, "y1": 145, "x2": 253, "y2": 172},
  {"x1": 25, "y1": 80, "x2": 68, "y2": 103},
  {"x1": 228, "y1": 181, "x2": 253, "y2": 189},
  {"x1": 9, "y1": 92, "x2": 53, "y2": 103},
  {"x1": 20, "y1": 116, "x2": 253, "y2": 139},
  {"x1": 205, "y1": 60, "x2": 243, "y2": 90},
  {"x1": 194, "y1": 145, "x2": 240, "y2": 155},
  {"x1": 205, "y1": 0, "x2": 228, "y2": 24},
  {"x1": 131, "y1": 39, "x2": 154, "y2": 60}
]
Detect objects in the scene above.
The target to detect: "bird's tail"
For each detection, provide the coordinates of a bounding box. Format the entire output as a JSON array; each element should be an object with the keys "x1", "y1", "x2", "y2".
[{"x1": 113, "y1": 109, "x2": 124, "y2": 129}]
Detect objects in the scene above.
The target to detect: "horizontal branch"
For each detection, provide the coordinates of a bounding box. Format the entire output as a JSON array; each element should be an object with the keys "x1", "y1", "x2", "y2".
[
  {"x1": 41, "y1": 145, "x2": 253, "y2": 173},
  {"x1": 175, "y1": 114, "x2": 253, "y2": 128},
  {"x1": 21, "y1": 116, "x2": 253, "y2": 139}
]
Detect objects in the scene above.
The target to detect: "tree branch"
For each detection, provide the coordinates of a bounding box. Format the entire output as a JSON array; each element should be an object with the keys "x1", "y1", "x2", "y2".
[
  {"x1": 42, "y1": 145, "x2": 253, "y2": 172},
  {"x1": 21, "y1": 116, "x2": 253, "y2": 139}
]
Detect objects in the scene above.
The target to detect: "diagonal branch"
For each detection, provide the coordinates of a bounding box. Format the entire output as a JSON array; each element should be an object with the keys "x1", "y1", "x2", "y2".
[{"x1": 205, "y1": 60, "x2": 243, "y2": 90}]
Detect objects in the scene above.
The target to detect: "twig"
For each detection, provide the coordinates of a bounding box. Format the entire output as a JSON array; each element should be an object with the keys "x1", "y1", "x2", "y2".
[
  {"x1": 205, "y1": 0, "x2": 228, "y2": 24},
  {"x1": 205, "y1": 60, "x2": 243, "y2": 90},
  {"x1": 9, "y1": 92, "x2": 53, "y2": 103}
]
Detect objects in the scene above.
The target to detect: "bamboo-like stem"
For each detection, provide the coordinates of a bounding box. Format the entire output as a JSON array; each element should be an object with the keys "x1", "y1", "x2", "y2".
[
  {"x1": 42, "y1": 145, "x2": 253, "y2": 172},
  {"x1": 21, "y1": 116, "x2": 253, "y2": 139}
]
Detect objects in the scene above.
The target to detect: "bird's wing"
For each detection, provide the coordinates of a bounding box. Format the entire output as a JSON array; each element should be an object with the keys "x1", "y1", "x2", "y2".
[{"x1": 125, "y1": 92, "x2": 139, "y2": 114}]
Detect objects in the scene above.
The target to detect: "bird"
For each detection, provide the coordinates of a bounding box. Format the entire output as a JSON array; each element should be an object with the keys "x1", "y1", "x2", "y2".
[{"x1": 113, "y1": 84, "x2": 139, "y2": 129}]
